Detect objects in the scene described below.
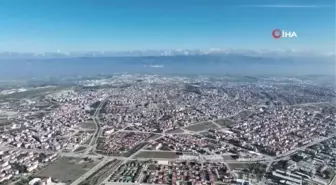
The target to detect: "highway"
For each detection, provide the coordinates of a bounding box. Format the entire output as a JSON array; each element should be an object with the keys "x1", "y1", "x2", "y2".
[
  {"x1": 85, "y1": 98, "x2": 108, "y2": 154},
  {"x1": 2, "y1": 133, "x2": 334, "y2": 185},
  {"x1": 258, "y1": 134, "x2": 336, "y2": 185},
  {"x1": 70, "y1": 158, "x2": 111, "y2": 185},
  {"x1": 275, "y1": 134, "x2": 336, "y2": 159},
  {"x1": 330, "y1": 174, "x2": 336, "y2": 185},
  {"x1": 0, "y1": 144, "x2": 275, "y2": 164},
  {"x1": 103, "y1": 183, "x2": 165, "y2": 185},
  {"x1": 5, "y1": 133, "x2": 333, "y2": 185},
  {"x1": 1, "y1": 112, "x2": 334, "y2": 185},
  {"x1": 1, "y1": 132, "x2": 333, "y2": 163}
]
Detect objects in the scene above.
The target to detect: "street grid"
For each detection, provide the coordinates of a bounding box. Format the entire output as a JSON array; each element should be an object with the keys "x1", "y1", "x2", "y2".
[{"x1": 1, "y1": 75, "x2": 335, "y2": 185}]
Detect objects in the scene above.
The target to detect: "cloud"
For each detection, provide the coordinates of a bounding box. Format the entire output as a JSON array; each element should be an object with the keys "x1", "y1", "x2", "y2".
[{"x1": 241, "y1": 4, "x2": 333, "y2": 8}]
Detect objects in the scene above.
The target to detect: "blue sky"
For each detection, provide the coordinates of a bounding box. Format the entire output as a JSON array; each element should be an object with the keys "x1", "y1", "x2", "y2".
[{"x1": 0, "y1": 0, "x2": 334, "y2": 52}]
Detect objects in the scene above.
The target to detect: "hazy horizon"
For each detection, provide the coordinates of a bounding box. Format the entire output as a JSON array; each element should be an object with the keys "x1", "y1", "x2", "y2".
[{"x1": 0, "y1": 54, "x2": 334, "y2": 80}]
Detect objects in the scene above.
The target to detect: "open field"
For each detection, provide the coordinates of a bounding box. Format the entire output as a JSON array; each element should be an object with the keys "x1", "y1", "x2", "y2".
[
  {"x1": 80, "y1": 121, "x2": 96, "y2": 130},
  {"x1": 214, "y1": 119, "x2": 235, "y2": 128},
  {"x1": 83, "y1": 135, "x2": 93, "y2": 145},
  {"x1": 184, "y1": 121, "x2": 219, "y2": 131},
  {"x1": 227, "y1": 162, "x2": 263, "y2": 170},
  {"x1": 123, "y1": 142, "x2": 148, "y2": 157},
  {"x1": 145, "y1": 134, "x2": 162, "y2": 141},
  {"x1": 0, "y1": 119, "x2": 13, "y2": 133},
  {"x1": 134, "y1": 151, "x2": 178, "y2": 159},
  {"x1": 35, "y1": 157, "x2": 98, "y2": 184},
  {"x1": 325, "y1": 168, "x2": 336, "y2": 183},
  {"x1": 74, "y1": 146, "x2": 87, "y2": 153},
  {"x1": 79, "y1": 159, "x2": 123, "y2": 185},
  {"x1": 330, "y1": 175, "x2": 336, "y2": 185},
  {"x1": 165, "y1": 128, "x2": 185, "y2": 134},
  {"x1": 222, "y1": 155, "x2": 234, "y2": 160},
  {"x1": 1, "y1": 87, "x2": 66, "y2": 100},
  {"x1": 228, "y1": 163, "x2": 250, "y2": 169}
]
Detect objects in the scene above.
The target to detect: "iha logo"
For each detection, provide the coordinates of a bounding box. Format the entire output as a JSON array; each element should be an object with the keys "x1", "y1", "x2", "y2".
[{"x1": 272, "y1": 29, "x2": 297, "y2": 39}]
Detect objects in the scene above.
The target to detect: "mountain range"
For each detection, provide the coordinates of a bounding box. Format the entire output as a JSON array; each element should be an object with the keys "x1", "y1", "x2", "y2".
[{"x1": 0, "y1": 49, "x2": 334, "y2": 59}]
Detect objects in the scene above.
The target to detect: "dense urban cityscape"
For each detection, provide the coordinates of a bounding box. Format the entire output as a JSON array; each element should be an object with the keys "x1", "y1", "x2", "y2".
[{"x1": 0, "y1": 74, "x2": 334, "y2": 185}]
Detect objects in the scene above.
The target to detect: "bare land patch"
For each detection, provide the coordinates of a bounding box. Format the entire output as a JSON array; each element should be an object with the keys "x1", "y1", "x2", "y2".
[
  {"x1": 35, "y1": 157, "x2": 98, "y2": 184},
  {"x1": 134, "y1": 151, "x2": 178, "y2": 159},
  {"x1": 165, "y1": 128, "x2": 185, "y2": 134},
  {"x1": 214, "y1": 119, "x2": 235, "y2": 128},
  {"x1": 80, "y1": 121, "x2": 96, "y2": 130},
  {"x1": 185, "y1": 121, "x2": 219, "y2": 131}
]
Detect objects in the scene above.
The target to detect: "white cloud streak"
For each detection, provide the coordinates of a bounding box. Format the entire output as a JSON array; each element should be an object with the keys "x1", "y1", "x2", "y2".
[{"x1": 241, "y1": 4, "x2": 333, "y2": 8}]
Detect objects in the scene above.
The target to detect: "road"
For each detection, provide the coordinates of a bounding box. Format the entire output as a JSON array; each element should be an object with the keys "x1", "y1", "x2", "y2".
[
  {"x1": 1, "y1": 108, "x2": 334, "y2": 185},
  {"x1": 258, "y1": 134, "x2": 336, "y2": 185},
  {"x1": 0, "y1": 144, "x2": 275, "y2": 164},
  {"x1": 2, "y1": 133, "x2": 334, "y2": 185},
  {"x1": 1, "y1": 131, "x2": 333, "y2": 163},
  {"x1": 85, "y1": 98, "x2": 108, "y2": 154},
  {"x1": 103, "y1": 183, "x2": 165, "y2": 185},
  {"x1": 70, "y1": 158, "x2": 111, "y2": 185},
  {"x1": 275, "y1": 134, "x2": 336, "y2": 159},
  {"x1": 330, "y1": 174, "x2": 336, "y2": 185}
]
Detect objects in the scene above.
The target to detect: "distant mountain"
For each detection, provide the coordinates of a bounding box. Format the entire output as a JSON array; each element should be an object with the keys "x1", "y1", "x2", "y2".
[
  {"x1": 0, "y1": 54, "x2": 334, "y2": 80},
  {"x1": 0, "y1": 49, "x2": 333, "y2": 59}
]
